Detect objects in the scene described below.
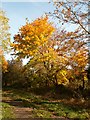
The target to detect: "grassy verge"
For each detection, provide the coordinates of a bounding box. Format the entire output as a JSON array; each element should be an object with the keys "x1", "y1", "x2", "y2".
[{"x1": 1, "y1": 102, "x2": 15, "y2": 119}]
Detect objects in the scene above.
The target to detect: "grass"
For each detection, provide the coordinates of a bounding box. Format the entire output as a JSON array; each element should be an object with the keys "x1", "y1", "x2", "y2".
[
  {"x1": 41, "y1": 102, "x2": 90, "y2": 119},
  {"x1": 2, "y1": 88, "x2": 90, "y2": 119},
  {"x1": 32, "y1": 109, "x2": 52, "y2": 118},
  {"x1": 1, "y1": 102, "x2": 15, "y2": 119}
]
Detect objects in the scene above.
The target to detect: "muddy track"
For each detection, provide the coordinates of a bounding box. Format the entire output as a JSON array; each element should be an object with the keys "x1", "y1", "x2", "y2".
[{"x1": 2, "y1": 99, "x2": 33, "y2": 118}]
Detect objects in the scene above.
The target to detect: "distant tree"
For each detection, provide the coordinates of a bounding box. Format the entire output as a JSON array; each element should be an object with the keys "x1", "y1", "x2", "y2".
[{"x1": 2, "y1": 59, "x2": 24, "y2": 87}]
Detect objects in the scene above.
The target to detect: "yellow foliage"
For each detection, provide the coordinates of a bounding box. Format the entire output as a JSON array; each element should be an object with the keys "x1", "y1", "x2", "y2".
[
  {"x1": 84, "y1": 75, "x2": 88, "y2": 81},
  {"x1": 12, "y1": 16, "x2": 55, "y2": 58},
  {"x1": 57, "y1": 70, "x2": 69, "y2": 85},
  {"x1": 2, "y1": 56, "x2": 8, "y2": 73}
]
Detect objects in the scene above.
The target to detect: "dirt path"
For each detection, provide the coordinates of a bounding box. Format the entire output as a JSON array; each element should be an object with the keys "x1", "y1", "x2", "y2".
[
  {"x1": 2, "y1": 99, "x2": 33, "y2": 118},
  {"x1": 13, "y1": 106, "x2": 33, "y2": 118}
]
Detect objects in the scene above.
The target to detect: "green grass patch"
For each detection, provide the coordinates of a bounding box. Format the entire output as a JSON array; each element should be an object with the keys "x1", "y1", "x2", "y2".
[
  {"x1": 32, "y1": 109, "x2": 52, "y2": 118},
  {"x1": 43, "y1": 102, "x2": 90, "y2": 119},
  {"x1": 1, "y1": 102, "x2": 15, "y2": 119}
]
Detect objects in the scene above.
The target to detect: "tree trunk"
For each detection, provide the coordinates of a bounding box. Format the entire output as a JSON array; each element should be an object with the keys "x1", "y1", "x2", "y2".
[{"x1": 82, "y1": 78, "x2": 85, "y2": 90}]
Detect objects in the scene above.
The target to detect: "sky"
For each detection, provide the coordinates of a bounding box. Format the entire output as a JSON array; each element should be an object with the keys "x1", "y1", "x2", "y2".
[
  {"x1": 2, "y1": 2, "x2": 79, "y2": 43},
  {"x1": 2, "y1": 2, "x2": 54, "y2": 42}
]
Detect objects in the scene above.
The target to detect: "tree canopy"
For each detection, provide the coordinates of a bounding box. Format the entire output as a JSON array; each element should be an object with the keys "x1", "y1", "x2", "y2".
[
  {"x1": 11, "y1": 15, "x2": 88, "y2": 88},
  {"x1": 12, "y1": 16, "x2": 55, "y2": 58}
]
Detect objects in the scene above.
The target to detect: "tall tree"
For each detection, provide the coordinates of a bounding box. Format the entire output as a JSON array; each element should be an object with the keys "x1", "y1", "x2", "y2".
[{"x1": 0, "y1": 9, "x2": 10, "y2": 73}]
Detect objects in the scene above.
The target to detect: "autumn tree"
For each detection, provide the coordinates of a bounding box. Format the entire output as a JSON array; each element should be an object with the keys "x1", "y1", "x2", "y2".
[
  {"x1": 49, "y1": 30, "x2": 88, "y2": 89},
  {"x1": 49, "y1": 0, "x2": 90, "y2": 82},
  {"x1": 0, "y1": 9, "x2": 10, "y2": 73},
  {"x1": 11, "y1": 16, "x2": 55, "y2": 88}
]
